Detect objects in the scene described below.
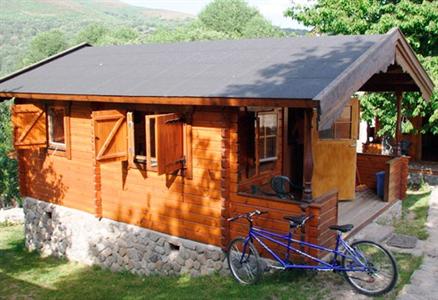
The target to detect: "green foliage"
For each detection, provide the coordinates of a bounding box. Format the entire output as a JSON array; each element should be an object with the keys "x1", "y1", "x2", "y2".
[
  {"x1": 0, "y1": 0, "x2": 191, "y2": 77},
  {"x1": 21, "y1": 30, "x2": 68, "y2": 66},
  {"x1": 75, "y1": 24, "x2": 110, "y2": 45},
  {"x1": 198, "y1": 0, "x2": 259, "y2": 36},
  {"x1": 287, "y1": 0, "x2": 438, "y2": 136},
  {"x1": 0, "y1": 225, "x2": 422, "y2": 299},
  {"x1": 146, "y1": 21, "x2": 229, "y2": 43},
  {"x1": 0, "y1": 100, "x2": 19, "y2": 207},
  {"x1": 287, "y1": 0, "x2": 438, "y2": 56},
  {"x1": 147, "y1": 0, "x2": 284, "y2": 42},
  {"x1": 241, "y1": 14, "x2": 285, "y2": 39}
]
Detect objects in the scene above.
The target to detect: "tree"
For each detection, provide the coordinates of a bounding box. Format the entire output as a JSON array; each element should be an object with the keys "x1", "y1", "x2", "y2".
[
  {"x1": 147, "y1": 0, "x2": 284, "y2": 42},
  {"x1": 76, "y1": 24, "x2": 141, "y2": 46},
  {"x1": 0, "y1": 100, "x2": 19, "y2": 207},
  {"x1": 22, "y1": 30, "x2": 68, "y2": 65},
  {"x1": 146, "y1": 21, "x2": 229, "y2": 43},
  {"x1": 287, "y1": 0, "x2": 438, "y2": 136},
  {"x1": 75, "y1": 24, "x2": 109, "y2": 45},
  {"x1": 198, "y1": 0, "x2": 259, "y2": 36}
]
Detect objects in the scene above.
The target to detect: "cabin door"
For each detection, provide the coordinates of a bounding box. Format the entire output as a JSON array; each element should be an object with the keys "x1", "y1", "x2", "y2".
[{"x1": 312, "y1": 99, "x2": 360, "y2": 201}]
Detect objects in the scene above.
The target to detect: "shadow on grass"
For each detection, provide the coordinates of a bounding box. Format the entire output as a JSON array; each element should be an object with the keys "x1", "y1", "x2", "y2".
[
  {"x1": 0, "y1": 225, "x2": 330, "y2": 299},
  {"x1": 0, "y1": 233, "x2": 70, "y2": 276},
  {"x1": 395, "y1": 191, "x2": 431, "y2": 240},
  {"x1": 44, "y1": 266, "x2": 328, "y2": 300}
]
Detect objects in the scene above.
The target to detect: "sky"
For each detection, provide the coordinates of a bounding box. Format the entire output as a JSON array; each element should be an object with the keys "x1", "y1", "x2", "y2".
[{"x1": 121, "y1": 0, "x2": 310, "y2": 29}]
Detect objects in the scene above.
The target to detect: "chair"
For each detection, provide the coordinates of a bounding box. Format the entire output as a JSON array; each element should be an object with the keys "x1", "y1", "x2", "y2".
[{"x1": 270, "y1": 175, "x2": 303, "y2": 200}]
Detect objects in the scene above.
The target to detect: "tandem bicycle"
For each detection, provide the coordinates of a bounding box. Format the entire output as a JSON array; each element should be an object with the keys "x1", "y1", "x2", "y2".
[{"x1": 226, "y1": 210, "x2": 398, "y2": 296}]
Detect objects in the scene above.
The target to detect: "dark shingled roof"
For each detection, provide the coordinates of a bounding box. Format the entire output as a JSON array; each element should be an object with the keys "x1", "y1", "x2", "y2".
[
  {"x1": 0, "y1": 28, "x2": 434, "y2": 130},
  {"x1": 0, "y1": 34, "x2": 385, "y2": 99}
]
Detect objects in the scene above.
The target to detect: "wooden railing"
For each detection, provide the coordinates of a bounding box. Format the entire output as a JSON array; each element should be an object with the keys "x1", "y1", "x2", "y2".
[
  {"x1": 356, "y1": 153, "x2": 409, "y2": 202},
  {"x1": 384, "y1": 156, "x2": 409, "y2": 202},
  {"x1": 229, "y1": 190, "x2": 338, "y2": 259}
]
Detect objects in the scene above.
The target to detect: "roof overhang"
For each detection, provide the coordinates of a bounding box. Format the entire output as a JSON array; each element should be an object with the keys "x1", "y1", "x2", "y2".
[{"x1": 315, "y1": 28, "x2": 434, "y2": 130}]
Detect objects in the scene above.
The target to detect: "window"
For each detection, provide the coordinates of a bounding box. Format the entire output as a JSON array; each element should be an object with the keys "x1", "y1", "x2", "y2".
[
  {"x1": 93, "y1": 110, "x2": 189, "y2": 175},
  {"x1": 131, "y1": 112, "x2": 184, "y2": 174},
  {"x1": 238, "y1": 109, "x2": 280, "y2": 179},
  {"x1": 320, "y1": 105, "x2": 352, "y2": 139},
  {"x1": 257, "y1": 112, "x2": 278, "y2": 163},
  {"x1": 128, "y1": 111, "x2": 156, "y2": 167},
  {"x1": 47, "y1": 106, "x2": 66, "y2": 150},
  {"x1": 131, "y1": 111, "x2": 157, "y2": 167}
]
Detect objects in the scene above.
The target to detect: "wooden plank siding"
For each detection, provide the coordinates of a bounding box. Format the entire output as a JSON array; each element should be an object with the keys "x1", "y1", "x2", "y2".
[
  {"x1": 99, "y1": 108, "x2": 232, "y2": 246},
  {"x1": 13, "y1": 99, "x2": 229, "y2": 246},
  {"x1": 17, "y1": 102, "x2": 95, "y2": 214},
  {"x1": 15, "y1": 99, "x2": 340, "y2": 254}
]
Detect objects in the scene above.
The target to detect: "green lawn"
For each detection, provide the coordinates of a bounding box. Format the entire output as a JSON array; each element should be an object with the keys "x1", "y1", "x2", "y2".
[
  {"x1": 394, "y1": 190, "x2": 431, "y2": 240},
  {"x1": 0, "y1": 225, "x2": 423, "y2": 300}
]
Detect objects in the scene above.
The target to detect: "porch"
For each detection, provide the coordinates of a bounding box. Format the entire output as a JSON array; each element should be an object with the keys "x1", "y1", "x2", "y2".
[{"x1": 338, "y1": 189, "x2": 396, "y2": 239}]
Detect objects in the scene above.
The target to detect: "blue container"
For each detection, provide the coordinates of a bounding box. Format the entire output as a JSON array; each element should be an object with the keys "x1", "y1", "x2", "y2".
[{"x1": 376, "y1": 171, "x2": 385, "y2": 199}]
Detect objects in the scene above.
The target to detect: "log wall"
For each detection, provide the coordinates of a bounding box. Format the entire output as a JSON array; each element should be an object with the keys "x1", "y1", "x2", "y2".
[
  {"x1": 16, "y1": 99, "x2": 230, "y2": 246},
  {"x1": 17, "y1": 102, "x2": 95, "y2": 214}
]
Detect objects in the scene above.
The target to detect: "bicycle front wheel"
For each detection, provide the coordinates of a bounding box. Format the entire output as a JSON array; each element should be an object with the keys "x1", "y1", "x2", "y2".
[
  {"x1": 342, "y1": 240, "x2": 398, "y2": 296},
  {"x1": 227, "y1": 237, "x2": 262, "y2": 285}
]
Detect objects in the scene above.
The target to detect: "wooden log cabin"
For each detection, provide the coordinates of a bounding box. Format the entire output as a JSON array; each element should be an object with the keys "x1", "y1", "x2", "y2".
[{"x1": 0, "y1": 28, "x2": 434, "y2": 264}]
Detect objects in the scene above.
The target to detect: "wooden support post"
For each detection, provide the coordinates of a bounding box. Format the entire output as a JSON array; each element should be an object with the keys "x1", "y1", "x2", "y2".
[
  {"x1": 395, "y1": 91, "x2": 403, "y2": 156},
  {"x1": 303, "y1": 108, "x2": 314, "y2": 202}
]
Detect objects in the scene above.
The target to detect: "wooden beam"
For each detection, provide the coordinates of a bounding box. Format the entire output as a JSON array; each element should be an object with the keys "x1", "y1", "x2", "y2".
[
  {"x1": 0, "y1": 92, "x2": 318, "y2": 108},
  {"x1": 303, "y1": 108, "x2": 314, "y2": 202},
  {"x1": 394, "y1": 91, "x2": 403, "y2": 156}
]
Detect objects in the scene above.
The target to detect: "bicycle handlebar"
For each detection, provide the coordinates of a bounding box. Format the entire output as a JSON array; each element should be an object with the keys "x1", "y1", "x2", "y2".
[{"x1": 227, "y1": 210, "x2": 268, "y2": 222}]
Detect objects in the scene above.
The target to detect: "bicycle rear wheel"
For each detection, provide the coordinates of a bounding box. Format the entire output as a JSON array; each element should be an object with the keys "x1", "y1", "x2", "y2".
[
  {"x1": 227, "y1": 237, "x2": 262, "y2": 285},
  {"x1": 342, "y1": 240, "x2": 398, "y2": 296}
]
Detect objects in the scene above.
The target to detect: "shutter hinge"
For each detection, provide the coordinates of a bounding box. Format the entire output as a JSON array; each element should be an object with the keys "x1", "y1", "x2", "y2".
[{"x1": 165, "y1": 117, "x2": 184, "y2": 124}]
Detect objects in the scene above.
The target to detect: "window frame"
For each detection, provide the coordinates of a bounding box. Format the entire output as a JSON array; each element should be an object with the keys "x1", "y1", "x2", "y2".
[
  {"x1": 127, "y1": 111, "x2": 191, "y2": 176},
  {"x1": 46, "y1": 102, "x2": 71, "y2": 159},
  {"x1": 256, "y1": 111, "x2": 279, "y2": 164}
]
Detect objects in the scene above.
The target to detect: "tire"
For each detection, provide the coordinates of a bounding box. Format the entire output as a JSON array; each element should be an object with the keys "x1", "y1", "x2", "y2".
[
  {"x1": 227, "y1": 237, "x2": 262, "y2": 285},
  {"x1": 342, "y1": 240, "x2": 398, "y2": 296}
]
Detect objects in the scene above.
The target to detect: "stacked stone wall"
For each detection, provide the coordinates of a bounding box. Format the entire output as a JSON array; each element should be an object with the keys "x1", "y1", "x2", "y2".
[{"x1": 23, "y1": 197, "x2": 228, "y2": 276}]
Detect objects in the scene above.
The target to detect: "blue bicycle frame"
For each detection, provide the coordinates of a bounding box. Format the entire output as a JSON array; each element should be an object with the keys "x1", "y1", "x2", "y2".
[{"x1": 241, "y1": 226, "x2": 369, "y2": 272}]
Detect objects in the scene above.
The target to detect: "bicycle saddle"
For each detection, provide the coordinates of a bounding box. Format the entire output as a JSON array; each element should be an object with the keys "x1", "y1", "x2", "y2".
[
  {"x1": 283, "y1": 215, "x2": 307, "y2": 225},
  {"x1": 329, "y1": 224, "x2": 354, "y2": 233}
]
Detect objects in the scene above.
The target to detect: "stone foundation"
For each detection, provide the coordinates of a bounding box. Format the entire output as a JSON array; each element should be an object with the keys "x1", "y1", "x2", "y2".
[{"x1": 23, "y1": 197, "x2": 228, "y2": 276}]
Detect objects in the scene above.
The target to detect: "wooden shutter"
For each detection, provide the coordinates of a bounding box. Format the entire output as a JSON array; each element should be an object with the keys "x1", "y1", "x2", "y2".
[
  {"x1": 93, "y1": 109, "x2": 128, "y2": 162},
  {"x1": 12, "y1": 103, "x2": 47, "y2": 149},
  {"x1": 155, "y1": 113, "x2": 184, "y2": 175}
]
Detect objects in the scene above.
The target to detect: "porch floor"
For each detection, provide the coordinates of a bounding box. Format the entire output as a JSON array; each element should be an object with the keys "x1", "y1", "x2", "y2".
[{"x1": 338, "y1": 189, "x2": 392, "y2": 239}]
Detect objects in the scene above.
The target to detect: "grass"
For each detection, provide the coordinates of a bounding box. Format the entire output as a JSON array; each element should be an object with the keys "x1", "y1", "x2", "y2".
[
  {"x1": 0, "y1": 225, "x2": 330, "y2": 300},
  {"x1": 0, "y1": 225, "x2": 424, "y2": 300},
  {"x1": 394, "y1": 190, "x2": 431, "y2": 240}
]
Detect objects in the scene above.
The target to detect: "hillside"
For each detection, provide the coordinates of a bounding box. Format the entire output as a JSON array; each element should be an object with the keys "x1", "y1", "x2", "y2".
[{"x1": 0, "y1": 0, "x2": 193, "y2": 76}]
